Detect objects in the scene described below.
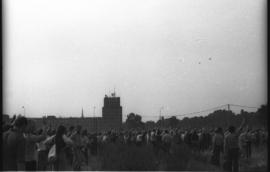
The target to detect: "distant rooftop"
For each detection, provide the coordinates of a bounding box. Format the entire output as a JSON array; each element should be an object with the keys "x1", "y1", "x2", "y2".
[{"x1": 105, "y1": 92, "x2": 118, "y2": 98}]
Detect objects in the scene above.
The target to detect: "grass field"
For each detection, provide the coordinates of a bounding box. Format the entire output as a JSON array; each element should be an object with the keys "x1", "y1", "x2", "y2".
[{"x1": 84, "y1": 143, "x2": 267, "y2": 171}]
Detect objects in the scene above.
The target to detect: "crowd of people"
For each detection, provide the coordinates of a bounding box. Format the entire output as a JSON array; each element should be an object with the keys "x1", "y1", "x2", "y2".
[{"x1": 2, "y1": 115, "x2": 268, "y2": 171}]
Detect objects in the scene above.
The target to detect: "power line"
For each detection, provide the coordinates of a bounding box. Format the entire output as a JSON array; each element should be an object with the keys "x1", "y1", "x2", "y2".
[
  {"x1": 124, "y1": 104, "x2": 228, "y2": 119},
  {"x1": 229, "y1": 104, "x2": 259, "y2": 109},
  {"x1": 174, "y1": 104, "x2": 228, "y2": 117},
  {"x1": 123, "y1": 104, "x2": 259, "y2": 121}
]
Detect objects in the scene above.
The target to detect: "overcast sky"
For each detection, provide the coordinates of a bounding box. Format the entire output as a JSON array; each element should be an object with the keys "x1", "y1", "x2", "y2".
[{"x1": 3, "y1": 0, "x2": 267, "y2": 121}]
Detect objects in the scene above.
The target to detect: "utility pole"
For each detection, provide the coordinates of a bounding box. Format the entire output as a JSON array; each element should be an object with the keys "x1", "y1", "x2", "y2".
[
  {"x1": 93, "y1": 106, "x2": 96, "y2": 133},
  {"x1": 226, "y1": 104, "x2": 231, "y2": 128},
  {"x1": 81, "y1": 108, "x2": 84, "y2": 118}
]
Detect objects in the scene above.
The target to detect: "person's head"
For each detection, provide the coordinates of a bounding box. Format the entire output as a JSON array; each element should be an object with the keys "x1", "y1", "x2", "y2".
[
  {"x1": 13, "y1": 116, "x2": 28, "y2": 132},
  {"x1": 47, "y1": 128, "x2": 52, "y2": 136},
  {"x1": 56, "y1": 125, "x2": 66, "y2": 137},
  {"x1": 228, "y1": 126, "x2": 236, "y2": 133},
  {"x1": 51, "y1": 129, "x2": 56, "y2": 135},
  {"x1": 69, "y1": 126, "x2": 74, "y2": 132},
  {"x1": 215, "y1": 127, "x2": 223, "y2": 134},
  {"x1": 76, "y1": 125, "x2": 82, "y2": 134},
  {"x1": 37, "y1": 128, "x2": 43, "y2": 135},
  {"x1": 202, "y1": 128, "x2": 206, "y2": 133},
  {"x1": 55, "y1": 125, "x2": 67, "y2": 153}
]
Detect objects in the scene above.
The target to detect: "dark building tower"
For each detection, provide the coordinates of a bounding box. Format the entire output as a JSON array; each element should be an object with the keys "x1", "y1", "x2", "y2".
[{"x1": 102, "y1": 93, "x2": 122, "y2": 130}]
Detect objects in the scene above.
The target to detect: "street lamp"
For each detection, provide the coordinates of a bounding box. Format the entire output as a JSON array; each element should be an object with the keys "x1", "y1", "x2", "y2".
[
  {"x1": 22, "y1": 106, "x2": 25, "y2": 117},
  {"x1": 93, "y1": 106, "x2": 96, "y2": 118},
  {"x1": 159, "y1": 106, "x2": 164, "y2": 119},
  {"x1": 159, "y1": 106, "x2": 164, "y2": 128}
]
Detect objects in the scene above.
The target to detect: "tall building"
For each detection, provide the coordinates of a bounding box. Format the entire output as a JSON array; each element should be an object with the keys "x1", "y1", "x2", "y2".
[
  {"x1": 102, "y1": 93, "x2": 122, "y2": 130},
  {"x1": 29, "y1": 93, "x2": 123, "y2": 132}
]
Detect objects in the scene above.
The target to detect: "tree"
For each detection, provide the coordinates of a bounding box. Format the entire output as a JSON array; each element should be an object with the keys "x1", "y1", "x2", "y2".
[
  {"x1": 125, "y1": 113, "x2": 144, "y2": 129},
  {"x1": 145, "y1": 121, "x2": 156, "y2": 129},
  {"x1": 166, "y1": 116, "x2": 179, "y2": 128},
  {"x1": 256, "y1": 104, "x2": 268, "y2": 127}
]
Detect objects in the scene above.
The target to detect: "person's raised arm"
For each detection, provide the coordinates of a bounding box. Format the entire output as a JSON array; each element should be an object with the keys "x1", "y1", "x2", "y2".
[
  {"x1": 236, "y1": 118, "x2": 246, "y2": 135},
  {"x1": 28, "y1": 133, "x2": 46, "y2": 143},
  {"x1": 43, "y1": 135, "x2": 55, "y2": 145},
  {"x1": 63, "y1": 134, "x2": 73, "y2": 145}
]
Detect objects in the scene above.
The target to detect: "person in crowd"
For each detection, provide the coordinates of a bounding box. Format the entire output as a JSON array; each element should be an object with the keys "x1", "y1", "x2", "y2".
[
  {"x1": 111, "y1": 131, "x2": 118, "y2": 143},
  {"x1": 65, "y1": 125, "x2": 75, "y2": 165},
  {"x1": 146, "y1": 130, "x2": 151, "y2": 144},
  {"x1": 239, "y1": 126, "x2": 252, "y2": 159},
  {"x1": 2, "y1": 116, "x2": 28, "y2": 171},
  {"x1": 184, "y1": 130, "x2": 192, "y2": 147},
  {"x1": 142, "y1": 131, "x2": 147, "y2": 144},
  {"x1": 211, "y1": 127, "x2": 224, "y2": 166},
  {"x1": 205, "y1": 129, "x2": 212, "y2": 150},
  {"x1": 174, "y1": 129, "x2": 182, "y2": 144},
  {"x1": 36, "y1": 128, "x2": 50, "y2": 171},
  {"x1": 191, "y1": 129, "x2": 199, "y2": 151},
  {"x1": 245, "y1": 127, "x2": 252, "y2": 159},
  {"x1": 239, "y1": 127, "x2": 248, "y2": 158},
  {"x1": 71, "y1": 125, "x2": 85, "y2": 170},
  {"x1": 123, "y1": 132, "x2": 128, "y2": 144},
  {"x1": 97, "y1": 132, "x2": 103, "y2": 144},
  {"x1": 67, "y1": 126, "x2": 75, "y2": 137},
  {"x1": 254, "y1": 129, "x2": 261, "y2": 147},
  {"x1": 24, "y1": 120, "x2": 47, "y2": 171},
  {"x1": 46, "y1": 127, "x2": 52, "y2": 136},
  {"x1": 118, "y1": 131, "x2": 125, "y2": 144},
  {"x1": 136, "y1": 132, "x2": 143, "y2": 146},
  {"x1": 102, "y1": 132, "x2": 109, "y2": 143},
  {"x1": 81, "y1": 129, "x2": 90, "y2": 164},
  {"x1": 53, "y1": 125, "x2": 73, "y2": 171},
  {"x1": 155, "y1": 129, "x2": 163, "y2": 156},
  {"x1": 181, "y1": 131, "x2": 185, "y2": 144},
  {"x1": 150, "y1": 129, "x2": 156, "y2": 146},
  {"x1": 261, "y1": 130, "x2": 268, "y2": 145},
  {"x1": 162, "y1": 130, "x2": 173, "y2": 154},
  {"x1": 130, "y1": 131, "x2": 136, "y2": 144},
  {"x1": 127, "y1": 132, "x2": 133, "y2": 145},
  {"x1": 52, "y1": 129, "x2": 57, "y2": 135},
  {"x1": 224, "y1": 118, "x2": 246, "y2": 172},
  {"x1": 199, "y1": 128, "x2": 205, "y2": 151},
  {"x1": 200, "y1": 128, "x2": 212, "y2": 151}
]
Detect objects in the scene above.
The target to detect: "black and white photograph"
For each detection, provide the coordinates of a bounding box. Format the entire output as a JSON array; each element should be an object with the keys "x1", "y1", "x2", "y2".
[{"x1": 2, "y1": 0, "x2": 268, "y2": 171}]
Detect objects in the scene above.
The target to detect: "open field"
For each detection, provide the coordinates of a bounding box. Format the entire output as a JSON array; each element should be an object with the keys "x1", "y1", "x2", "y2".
[{"x1": 83, "y1": 143, "x2": 268, "y2": 171}]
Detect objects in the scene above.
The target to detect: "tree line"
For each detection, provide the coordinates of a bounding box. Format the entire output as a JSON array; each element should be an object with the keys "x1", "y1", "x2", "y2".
[{"x1": 124, "y1": 104, "x2": 268, "y2": 130}]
